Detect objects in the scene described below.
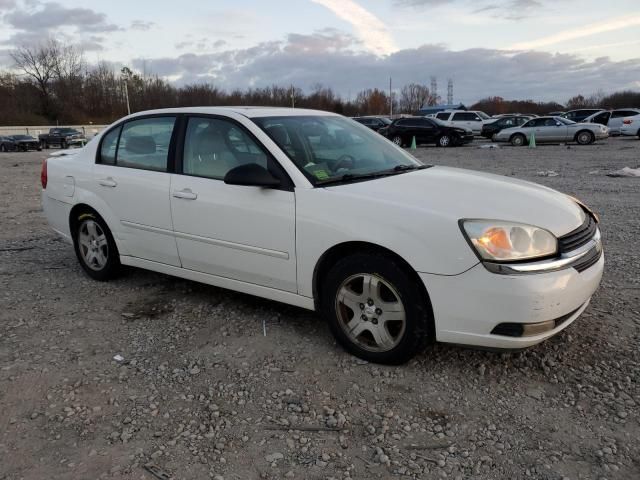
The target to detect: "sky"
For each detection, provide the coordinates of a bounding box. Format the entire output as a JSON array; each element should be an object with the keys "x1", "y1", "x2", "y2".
[{"x1": 0, "y1": 0, "x2": 639, "y2": 104}]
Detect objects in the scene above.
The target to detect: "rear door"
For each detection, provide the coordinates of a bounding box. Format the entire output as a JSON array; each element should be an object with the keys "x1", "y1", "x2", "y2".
[
  {"x1": 451, "y1": 112, "x2": 482, "y2": 134},
  {"x1": 610, "y1": 110, "x2": 639, "y2": 133},
  {"x1": 169, "y1": 115, "x2": 297, "y2": 292},
  {"x1": 93, "y1": 116, "x2": 181, "y2": 266}
]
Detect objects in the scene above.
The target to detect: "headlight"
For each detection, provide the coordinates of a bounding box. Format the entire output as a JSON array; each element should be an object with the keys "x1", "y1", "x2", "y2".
[{"x1": 460, "y1": 220, "x2": 558, "y2": 261}]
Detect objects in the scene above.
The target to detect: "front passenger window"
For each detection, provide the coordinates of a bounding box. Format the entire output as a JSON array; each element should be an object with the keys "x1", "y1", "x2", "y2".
[{"x1": 183, "y1": 117, "x2": 268, "y2": 180}]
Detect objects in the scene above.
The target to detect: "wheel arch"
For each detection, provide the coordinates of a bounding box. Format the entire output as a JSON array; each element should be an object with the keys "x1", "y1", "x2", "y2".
[
  {"x1": 312, "y1": 241, "x2": 434, "y2": 321},
  {"x1": 574, "y1": 129, "x2": 595, "y2": 143},
  {"x1": 68, "y1": 201, "x2": 128, "y2": 256}
]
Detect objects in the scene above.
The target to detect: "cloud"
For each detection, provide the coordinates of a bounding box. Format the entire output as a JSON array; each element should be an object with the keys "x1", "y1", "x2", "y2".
[
  {"x1": 310, "y1": 0, "x2": 397, "y2": 55},
  {"x1": 6, "y1": 2, "x2": 120, "y2": 33},
  {"x1": 130, "y1": 20, "x2": 154, "y2": 31},
  {"x1": 397, "y1": 0, "x2": 549, "y2": 20},
  {"x1": 129, "y1": 33, "x2": 640, "y2": 103},
  {"x1": 510, "y1": 14, "x2": 640, "y2": 50}
]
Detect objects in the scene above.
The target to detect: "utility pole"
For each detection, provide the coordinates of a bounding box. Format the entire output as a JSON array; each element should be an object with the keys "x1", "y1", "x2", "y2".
[
  {"x1": 121, "y1": 67, "x2": 131, "y2": 115},
  {"x1": 389, "y1": 77, "x2": 393, "y2": 117},
  {"x1": 290, "y1": 85, "x2": 295, "y2": 108}
]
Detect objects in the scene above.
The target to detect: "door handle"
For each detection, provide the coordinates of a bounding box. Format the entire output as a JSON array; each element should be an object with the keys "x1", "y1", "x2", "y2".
[
  {"x1": 98, "y1": 177, "x2": 117, "y2": 188},
  {"x1": 173, "y1": 189, "x2": 198, "y2": 200}
]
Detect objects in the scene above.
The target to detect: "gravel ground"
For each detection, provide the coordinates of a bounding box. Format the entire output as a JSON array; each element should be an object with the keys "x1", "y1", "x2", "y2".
[{"x1": 1, "y1": 137, "x2": 639, "y2": 480}]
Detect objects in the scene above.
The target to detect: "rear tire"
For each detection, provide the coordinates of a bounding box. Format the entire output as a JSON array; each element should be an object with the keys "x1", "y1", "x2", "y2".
[
  {"x1": 510, "y1": 134, "x2": 526, "y2": 147},
  {"x1": 576, "y1": 130, "x2": 594, "y2": 145},
  {"x1": 72, "y1": 212, "x2": 121, "y2": 281},
  {"x1": 320, "y1": 252, "x2": 433, "y2": 364}
]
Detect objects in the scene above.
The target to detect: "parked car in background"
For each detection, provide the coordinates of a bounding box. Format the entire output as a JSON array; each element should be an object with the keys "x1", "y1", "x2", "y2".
[
  {"x1": 494, "y1": 116, "x2": 608, "y2": 146},
  {"x1": 585, "y1": 109, "x2": 640, "y2": 135},
  {"x1": 379, "y1": 117, "x2": 473, "y2": 147},
  {"x1": 0, "y1": 135, "x2": 17, "y2": 152},
  {"x1": 41, "y1": 107, "x2": 603, "y2": 364},
  {"x1": 39, "y1": 128, "x2": 86, "y2": 149},
  {"x1": 8, "y1": 134, "x2": 42, "y2": 151},
  {"x1": 561, "y1": 109, "x2": 604, "y2": 123},
  {"x1": 481, "y1": 115, "x2": 531, "y2": 139},
  {"x1": 620, "y1": 116, "x2": 640, "y2": 138},
  {"x1": 433, "y1": 110, "x2": 486, "y2": 135},
  {"x1": 352, "y1": 116, "x2": 392, "y2": 132},
  {"x1": 548, "y1": 111, "x2": 566, "y2": 117}
]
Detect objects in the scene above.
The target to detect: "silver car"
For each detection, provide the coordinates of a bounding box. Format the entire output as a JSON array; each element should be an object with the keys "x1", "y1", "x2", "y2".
[{"x1": 494, "y1": 116, "x2": 609, "y2": 146}]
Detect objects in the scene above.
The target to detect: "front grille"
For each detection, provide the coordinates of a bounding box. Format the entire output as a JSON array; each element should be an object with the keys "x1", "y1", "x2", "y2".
[{"x1": 558, "y1": 213, "x2": 597, "y2": 253}]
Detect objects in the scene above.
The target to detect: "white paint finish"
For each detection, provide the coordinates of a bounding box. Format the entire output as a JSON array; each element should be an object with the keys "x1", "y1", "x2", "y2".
[
  {"x1": 169, "y1": 175, "x2": 297, "y2": 293},
  {"x1": 420, "y1": 254, "x2": 603, "y2": 348},
  {"x1": 92, "y1": 164, "x2": 181, "y2": 266},
  {"x1": 120, "y1": 256, "x2": 314, "y2": 310},
  {"x1": 41, "y1": 106, "x2": 605, "y2": 352}
]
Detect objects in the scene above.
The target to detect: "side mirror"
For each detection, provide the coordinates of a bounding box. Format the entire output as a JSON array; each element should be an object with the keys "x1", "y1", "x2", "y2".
[
  {"x1": 556, "y1": 122, "x2": 562, "y2": 126},
  {"x1": 224, "y1": 163, "x2": 281, "y2": 188}
]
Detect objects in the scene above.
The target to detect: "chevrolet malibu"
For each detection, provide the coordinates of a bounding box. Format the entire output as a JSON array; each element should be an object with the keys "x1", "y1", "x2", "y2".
[{"x1": 42, "y1": 107, "x2": 604, "y2": 364}]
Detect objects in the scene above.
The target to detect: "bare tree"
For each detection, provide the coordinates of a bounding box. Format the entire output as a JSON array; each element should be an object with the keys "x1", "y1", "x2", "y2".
[
  {"x1": 399, "y1": 83, "x2": 433, "y2": 114},
  {"x1": 11, "y1": 40, "x2": 59, "y2": 116}
]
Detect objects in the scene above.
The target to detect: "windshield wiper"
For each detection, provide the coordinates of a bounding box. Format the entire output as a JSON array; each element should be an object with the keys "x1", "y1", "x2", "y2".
[{"x1": 316, "y1": 164, "x2": 431, "y2": 186}]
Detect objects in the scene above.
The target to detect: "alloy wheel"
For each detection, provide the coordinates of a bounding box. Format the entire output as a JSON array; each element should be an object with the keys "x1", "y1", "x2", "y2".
[
  {"x1": 335, "y1": 273, "x2": 406, "y2": 353},
  {"x1": 78, "y1": 219, "x2": 109, "y2": 271},
  {"x1": 392, "y1": 136, "x2": 403, "y2": 146}
]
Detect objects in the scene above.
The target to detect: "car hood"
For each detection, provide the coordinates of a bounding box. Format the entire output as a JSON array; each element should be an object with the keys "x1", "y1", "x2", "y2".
[{"x1": 327, "y1": 166, "x2": 584, "y2": 237}]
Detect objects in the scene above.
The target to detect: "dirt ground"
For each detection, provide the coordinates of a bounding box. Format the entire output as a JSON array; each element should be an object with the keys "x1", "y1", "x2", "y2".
[{"x1": 1, "y1": 136, "x2": 639, "y2": 480}]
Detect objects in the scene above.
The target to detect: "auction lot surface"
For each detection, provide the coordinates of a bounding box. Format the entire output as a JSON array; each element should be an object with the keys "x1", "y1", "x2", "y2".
[{"x1": 1, "y1": 137, "x2": 639, "y2": 480}]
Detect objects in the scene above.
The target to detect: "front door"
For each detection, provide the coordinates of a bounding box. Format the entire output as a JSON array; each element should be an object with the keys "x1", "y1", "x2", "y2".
[
  {"x1": 170, "y1": 116, "x2": 297, "y2": 293},
  {"x1": 93, "y1": 116, "x2": 181, "y2": 266}
]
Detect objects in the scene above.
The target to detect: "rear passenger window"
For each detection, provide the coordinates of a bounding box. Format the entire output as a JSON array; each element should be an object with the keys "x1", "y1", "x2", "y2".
[
  {"x1": 183, "y1": 117, "x2": 269, "y2": 180},
  {"x1": 99, "y1": 127, "x2": 120, "y2": 165},
  {"x1": 117, "y1": 117, "x2": 176, "y2": 172},
  {"x1": 436, "y1": 113, "x2": 450, "y2": 120}
]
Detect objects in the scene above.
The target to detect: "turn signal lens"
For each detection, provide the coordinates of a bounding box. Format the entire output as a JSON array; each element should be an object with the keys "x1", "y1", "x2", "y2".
[{"x1": 462, "y1": 220, "x2": 558, "y2": 261}]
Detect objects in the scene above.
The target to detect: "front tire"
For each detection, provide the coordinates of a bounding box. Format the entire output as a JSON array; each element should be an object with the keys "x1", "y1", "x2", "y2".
[
  {"x1": 510, "y1": 134, "x2": 526, "y2": 147},
  {"x1": 438, "y1": 134, "x2": 452, "y2": 147},
  {"x1": 73, "y1": 212, "x2": 121, "y2": 281},
  {"x1": 321, "y1": 252, "x2": 433, "y2": 364},
  {"x1": 576, "y1": 130, "x2": 594, "y2": 145}
]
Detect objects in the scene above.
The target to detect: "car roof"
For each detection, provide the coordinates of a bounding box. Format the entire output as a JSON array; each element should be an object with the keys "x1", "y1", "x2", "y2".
[{"x1": 124, "y1": 106, "x2": 338, "y2": 120}]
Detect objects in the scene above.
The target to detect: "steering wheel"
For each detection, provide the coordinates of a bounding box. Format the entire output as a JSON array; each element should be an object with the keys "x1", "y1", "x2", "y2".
[{"x1": 332, "y1": 154, "x2": 356, "y2": 172}]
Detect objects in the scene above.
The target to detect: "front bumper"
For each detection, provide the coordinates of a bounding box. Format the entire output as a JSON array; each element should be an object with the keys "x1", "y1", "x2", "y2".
[{"x1": 419, "y1": 252, "x2": 604, "y2": 349}]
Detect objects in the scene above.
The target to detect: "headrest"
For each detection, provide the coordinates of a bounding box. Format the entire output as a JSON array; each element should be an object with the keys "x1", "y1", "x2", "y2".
[
  {"x1": 266, "y1": 124, "x2": 289, "y2": 145},
  {"x1": 125, "y1": 136, "x2": 156, "y2": 155}
]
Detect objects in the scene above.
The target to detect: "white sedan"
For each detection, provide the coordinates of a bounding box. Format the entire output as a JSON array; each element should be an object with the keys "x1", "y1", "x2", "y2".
[{"x1": 42, "y1": 107, "x2": 604, "y2": 364}]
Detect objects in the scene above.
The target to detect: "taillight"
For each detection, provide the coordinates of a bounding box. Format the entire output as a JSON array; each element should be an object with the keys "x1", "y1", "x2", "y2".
[
  {"x1": 41, "y1": 158, "x2": 48, "y2": 189},
  {"x1": 623, "y1": 119, "x2": 632, "y2": 124}
]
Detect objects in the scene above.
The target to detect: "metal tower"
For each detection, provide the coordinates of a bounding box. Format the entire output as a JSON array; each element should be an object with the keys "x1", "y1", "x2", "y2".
[
  {"x1": 430, "y1": 76, "x2": 438, "y2": 104},
  {"x1": 447, "y1": 79, "x2": 454, "y2": 105}
]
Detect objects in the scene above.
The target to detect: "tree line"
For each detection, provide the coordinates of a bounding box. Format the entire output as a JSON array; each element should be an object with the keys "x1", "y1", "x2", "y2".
[{"x1": 1, "y1": 40, "x2": 639, "y2": 126}]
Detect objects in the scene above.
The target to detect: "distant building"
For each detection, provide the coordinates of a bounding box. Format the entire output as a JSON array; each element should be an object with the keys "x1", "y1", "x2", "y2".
[{"x1": 417, "y1": 103, "x2": 467, "y2": 115}]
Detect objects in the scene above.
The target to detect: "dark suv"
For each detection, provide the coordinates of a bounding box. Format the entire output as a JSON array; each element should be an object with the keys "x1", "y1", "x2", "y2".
[
  {"x1": 481, "y1": 116, "x2": 531, "y2": 139},
  {"x1": 379, "y1": 117, "x2": 473, "y2": 147},
  {"x1": 562, "y1": 109, "x2": 604, "y2": 123},
  {"x1": 352, "y1": 116, "x2": 392, "y2": 132}
]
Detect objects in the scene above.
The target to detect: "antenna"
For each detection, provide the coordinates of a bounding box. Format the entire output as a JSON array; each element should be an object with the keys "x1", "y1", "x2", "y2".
[{"x1": 447, "y1": 78, "x2": 454, "y2": 105}]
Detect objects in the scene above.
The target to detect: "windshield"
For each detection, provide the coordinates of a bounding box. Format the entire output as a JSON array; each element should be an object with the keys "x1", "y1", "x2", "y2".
[
  {"x1": 253, "y1": 115, "x2": 423, "y2": 185},
  {"x1": 475, "y1": 111, "x2": 491, "y2": 120}
]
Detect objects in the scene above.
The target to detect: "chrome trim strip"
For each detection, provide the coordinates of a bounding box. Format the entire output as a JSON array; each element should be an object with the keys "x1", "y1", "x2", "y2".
[
  {"x1": 484, "y1": 228, "x2": 601, "y2": 274},
  {"x1": 121, "y1": 221, "x2": 290, "y2": 260}
]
